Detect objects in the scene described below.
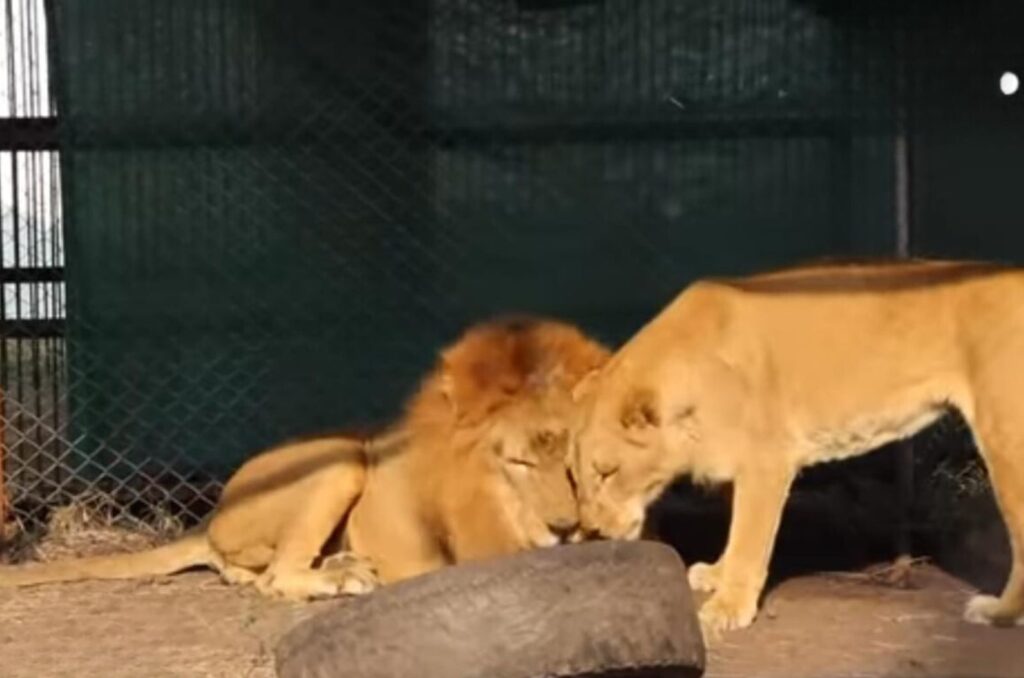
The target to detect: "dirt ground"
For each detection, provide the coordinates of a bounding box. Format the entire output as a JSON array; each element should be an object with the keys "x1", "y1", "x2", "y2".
[
  {"x1": 0, "y1": 562, "x2": 1021, "y2": 678},
  {"x1": 2, "y1": 476, "x2": 1022, "y2": 678},
  {"x1": 701, "y1": 564, "x2": 1023, "y2": 678}
]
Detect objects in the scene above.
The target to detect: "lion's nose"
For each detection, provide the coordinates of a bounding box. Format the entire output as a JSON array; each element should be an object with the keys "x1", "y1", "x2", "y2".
[{"x1": 547, "y1": 518, "x2": 580, "y2": 543}]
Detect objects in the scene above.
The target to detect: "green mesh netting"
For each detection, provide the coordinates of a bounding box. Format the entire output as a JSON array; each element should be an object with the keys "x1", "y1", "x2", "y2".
[{"x1": 48, "y1": 0, "x2": 1023, "y2": 502}]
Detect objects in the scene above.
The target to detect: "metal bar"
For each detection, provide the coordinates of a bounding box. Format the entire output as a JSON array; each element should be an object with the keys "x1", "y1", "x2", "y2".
[
  {"x1": 894, "y1": 128, "x2": 915, "y2": 558},
  {"x1": 0, "y1": 265, "x2": 62, "y2": 282},
  {"x1": 0, "y1": 318, "x2": 63, "y2": 338},
  {"x1": 430, "y1": 117, "x2": 853, "y2": 145},
  {"x1": 0, "y1": 116, "x2": 57, "y2": 150},
  {"x1": 62, "y1": 114, "x2": 863, "y2": 151},
  {"x1": 895, "y1": 134, "x2": 911, "y2": 257}
]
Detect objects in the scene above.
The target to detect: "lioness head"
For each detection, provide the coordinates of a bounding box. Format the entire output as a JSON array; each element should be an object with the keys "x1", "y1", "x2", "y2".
[
  {"x1": 570, "y1": 366, "x2": 680, "y2": 541},
  {"x1": 420, "y1": 316, "x2": 610, "y2": 549}
]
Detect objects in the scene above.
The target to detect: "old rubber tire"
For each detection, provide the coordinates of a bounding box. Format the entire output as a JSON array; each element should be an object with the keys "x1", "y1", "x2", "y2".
[{"x1": 275, "y1": 540, "x2": 705, "y2": 678}]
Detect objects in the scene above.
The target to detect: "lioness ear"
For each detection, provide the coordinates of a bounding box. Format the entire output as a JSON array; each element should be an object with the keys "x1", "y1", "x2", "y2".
[
  {"x1": 571, "y1": 368, "x2": 601, "y2": 403},
  {"x1": 619, "y1": 388, "x2": 660, "y2": 430}
]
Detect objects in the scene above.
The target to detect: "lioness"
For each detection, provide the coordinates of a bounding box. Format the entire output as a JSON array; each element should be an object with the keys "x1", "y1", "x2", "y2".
[
  {"x1": 570, "y1": 259, "x2": 1024, "y2": 637},
  {"x1": 0, "y1": 316, "x2": 609, "y2": 599}
]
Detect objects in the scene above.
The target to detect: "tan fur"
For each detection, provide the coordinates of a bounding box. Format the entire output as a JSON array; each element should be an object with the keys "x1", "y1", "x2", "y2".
[
  {"x1": 570, "y1": 259, "x2": 1024, "y2": 638},
  {"x1": 0, "y1": 317, "x2": 609, "y2": 600}
]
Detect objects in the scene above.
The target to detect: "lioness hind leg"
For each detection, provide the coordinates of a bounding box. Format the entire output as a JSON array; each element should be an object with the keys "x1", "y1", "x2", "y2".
[
  {"x1": 966, "y1": 401, "x2": 1024, "y2": 626},
  {"x1": 962, "y1": 468, "x2": 1024, "y2": 627}
]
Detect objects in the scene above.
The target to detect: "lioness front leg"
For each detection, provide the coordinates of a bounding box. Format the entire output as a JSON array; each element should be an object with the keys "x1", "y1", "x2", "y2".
[
  {"x1": 687, "y1": 560, "x2": 723, "y2": 593},
  {"x1": 698, "y1": 465, "x2": 794, "y2": 639}
]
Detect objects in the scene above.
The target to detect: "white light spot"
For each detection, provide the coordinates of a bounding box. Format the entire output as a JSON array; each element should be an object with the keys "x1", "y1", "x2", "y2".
[
  {"x1": 1000, "y1": 71, "x2": 1019, "y2": 96},
  {"x1": 665, "y1": 94, "x2": 686, "y2": 110}
]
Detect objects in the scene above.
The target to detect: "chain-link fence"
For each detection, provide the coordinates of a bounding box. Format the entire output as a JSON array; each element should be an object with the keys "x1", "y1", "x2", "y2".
[{"x1": 1, "y1": 0, "x2": 1023, "y2": 542}]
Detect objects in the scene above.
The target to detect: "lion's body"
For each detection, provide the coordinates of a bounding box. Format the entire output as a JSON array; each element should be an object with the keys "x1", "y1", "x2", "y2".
[
  {"x1": 0, "y1": 317, "x2": 608, "y2": 600},
  {"x1": 571, "y1": 259, "x2": 1024, "y2": 636}
]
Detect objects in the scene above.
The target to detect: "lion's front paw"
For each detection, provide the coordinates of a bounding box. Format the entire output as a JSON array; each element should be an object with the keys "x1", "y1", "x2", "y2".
[
  {"x1": 255, "y1": 571, "x2": 331, "y2": 601},
  {"x1": 687, "y1": 561, "x2": 721, "y2": 593},
  {"x1": 697, "y1": 589, "x2": 759, "y2": 642},
  {"x1": 218, "y1": 564, "x2": 259, "y2": 586},
  {"x1": 963, "y1": 594, "x2": 1024, "y2": 627},
  {"x1": 255, "y1": 557, "x2": 379, "y2": 602},
  {"x1": 321, "y1": 552, "x2": 379, "y2": 596}
]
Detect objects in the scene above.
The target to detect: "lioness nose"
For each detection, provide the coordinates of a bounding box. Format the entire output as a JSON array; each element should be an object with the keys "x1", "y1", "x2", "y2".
[{"x1": 547, "y1": 518, "x2": 580, "y2": 543}]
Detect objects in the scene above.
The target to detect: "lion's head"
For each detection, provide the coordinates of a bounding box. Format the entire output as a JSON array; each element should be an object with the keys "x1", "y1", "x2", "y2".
[{"x1": 405, "y1": 316, "x2": 610, "y2": 550}]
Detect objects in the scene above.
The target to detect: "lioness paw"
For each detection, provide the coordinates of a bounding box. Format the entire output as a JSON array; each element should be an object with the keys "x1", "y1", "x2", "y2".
[
  {"x1": 687, "y1": 561, "x2": 721, "y2": 593},
  {"x1": 963, "y1": 594, "x2": 1024, "y2": 627},
  {"x1": 697, "y1": 590, "x2": 758, "y2": 642}
]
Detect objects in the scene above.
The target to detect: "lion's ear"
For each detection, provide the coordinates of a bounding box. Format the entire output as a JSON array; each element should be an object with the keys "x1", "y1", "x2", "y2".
[
  {"x1": 439, "y1": 352, "x2": 518, "y2": 422},
  {"x1": 571, "y1": 368, "x2": 601, "y2": 403},
  {"x1": 619, "y1": 388, "x2": 660, "y2": 430},
  {"x1": 439, "y1": 365, "x2": 461, "y2": 417}
]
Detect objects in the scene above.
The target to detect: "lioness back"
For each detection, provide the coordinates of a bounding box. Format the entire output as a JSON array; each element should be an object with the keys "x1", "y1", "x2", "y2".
[{"x1": 704, "y1": 260, "x2": 1024, "y2": 462}]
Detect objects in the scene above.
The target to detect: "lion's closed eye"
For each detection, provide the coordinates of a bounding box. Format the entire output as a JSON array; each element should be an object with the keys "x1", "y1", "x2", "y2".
[{"x1": 506, "y1": 457, "x2": 536, "y2": 469}]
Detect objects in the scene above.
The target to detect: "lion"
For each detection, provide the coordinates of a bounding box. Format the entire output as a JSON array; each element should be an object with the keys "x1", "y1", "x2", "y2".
[
  {"x1": 0, "y1": 316, "x2": 609, "y2": 600},
  {"x1": 569, "y1": 259, "x2": 1024, "y2": 638}
]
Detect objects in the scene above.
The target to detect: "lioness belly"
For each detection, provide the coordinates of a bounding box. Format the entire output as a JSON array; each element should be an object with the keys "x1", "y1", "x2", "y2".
[{"x1": 800, "y1": 404, "x2": 947, "y2": 466}]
